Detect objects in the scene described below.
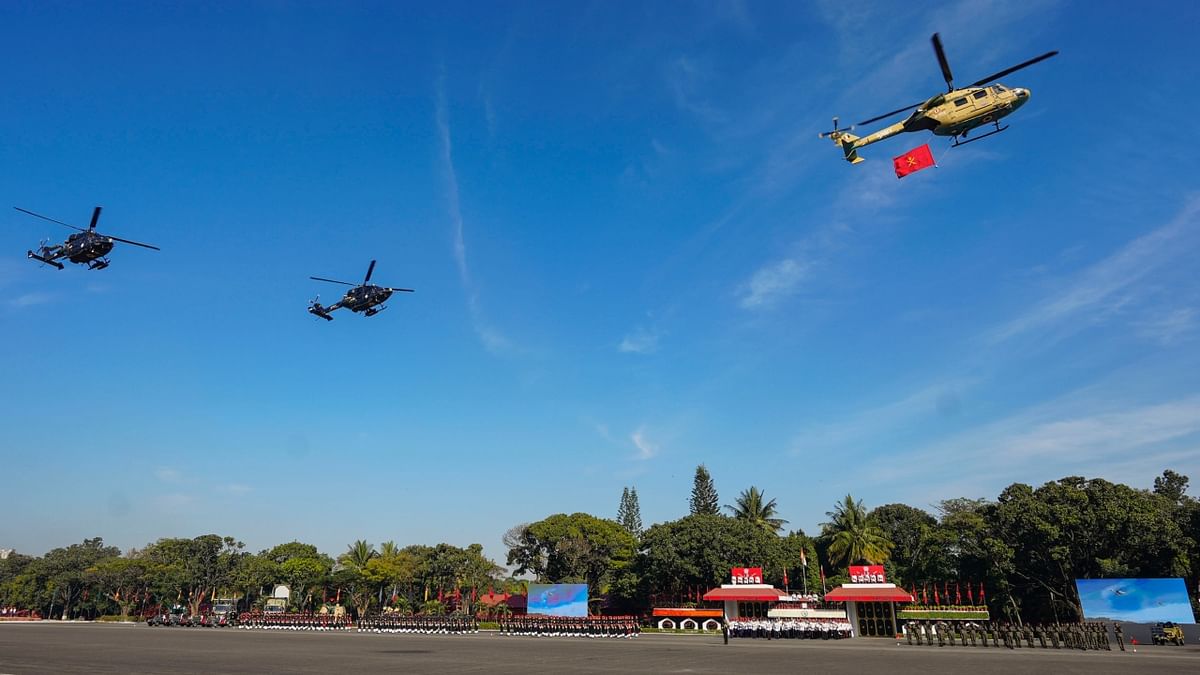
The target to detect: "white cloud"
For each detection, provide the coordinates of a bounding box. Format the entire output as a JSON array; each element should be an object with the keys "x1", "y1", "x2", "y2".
[
  {"x1": 219, "y1": 484, "x2": 252, "y2": 495},
  {"x1": 739, "y1": 258, "x2": 808, "y2": 309},
  {"x1": 8, "y1": 292, "x2": 54, "y2": 308},
  {"x1": 989, "y1": 197, "x2": 1200, "y2": 344},
  {"x1": 631, "y1": 426, "x2": 660, "y2": 460},
  {"x1": 1136, "y1": 307, "x2": 1196, "y2": 345},
  {"x1": 154, "y1": 467, "x2": 181, "y2": 483},
  {"x1": 619, "y1": 326, "x2": 661, "y2": 354},
  {"x1": 436, "y1": 66, "x2": 511, "y2": 355}
]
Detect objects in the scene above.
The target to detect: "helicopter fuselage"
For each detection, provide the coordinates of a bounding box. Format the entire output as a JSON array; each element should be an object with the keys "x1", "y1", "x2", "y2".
[
  {"x1": 339, "y1": 285, "x2": 393, "y2": 313},
  {"x1": 833, "y1": 83, "x2": 1030, "y2": 162},
  {"x1": 60, "y1": 231, "x2": 115, "y2": 264}
]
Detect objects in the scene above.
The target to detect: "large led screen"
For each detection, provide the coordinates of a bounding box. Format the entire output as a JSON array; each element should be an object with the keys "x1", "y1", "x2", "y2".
[
  {"x1": 527, "y1": 583, "x2": 589, "y2": 617},
  {"x1": 1075, "y1": 578, "x2": 1196, "y2": 624}
]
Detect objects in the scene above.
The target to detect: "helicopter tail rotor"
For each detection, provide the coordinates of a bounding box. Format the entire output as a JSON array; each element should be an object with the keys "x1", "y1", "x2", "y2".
[
  {"x1": 818, "y1": 117, "x2": 856, "y2": 140},
  {"x1": 308, "y1": 295, "x2": 334, "y2": 321}
]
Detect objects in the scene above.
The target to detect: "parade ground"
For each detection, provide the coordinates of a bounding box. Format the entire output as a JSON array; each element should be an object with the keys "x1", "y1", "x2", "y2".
[{"x1": 2, "y1": 623, "x2": 1198, "y2": 674}]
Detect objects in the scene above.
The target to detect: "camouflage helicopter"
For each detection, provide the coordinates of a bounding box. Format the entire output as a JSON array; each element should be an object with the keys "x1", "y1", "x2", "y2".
[
  {"x1": 308, "y1": 259, "x2": 413, "y2": 321},
  {"x1": 821, "y1": 34, "x2": 1058, "y2": 163},
  {"x1": 14, "y1": 206, "x2": 160, "y2": 270}
]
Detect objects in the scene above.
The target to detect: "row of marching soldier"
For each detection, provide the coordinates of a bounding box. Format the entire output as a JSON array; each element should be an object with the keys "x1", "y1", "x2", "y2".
[
  {"x1": 728, "y1": 618, "x2": 852, "y2": 640},
  {"x1": 905, "y1": 621, "x2": 1125, "y2": 650},
  {"x1": 237, "y1": 612, "x2": 353, "y2": 631},
  {"x1": 358, "y1": 614, "x2": 479, "y2": 634},
  {"x1": 498, "y1": 615, "x2": 640, "y2": 638}
]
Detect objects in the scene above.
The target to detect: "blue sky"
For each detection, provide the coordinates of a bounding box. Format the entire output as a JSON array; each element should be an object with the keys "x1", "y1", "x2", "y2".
[{"x1": 2, "y1": 0, "x2": 1199, "y2": 566}]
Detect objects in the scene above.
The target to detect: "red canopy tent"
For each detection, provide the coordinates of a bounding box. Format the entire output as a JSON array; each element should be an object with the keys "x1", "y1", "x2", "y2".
[
  {"x1": 702, "y1": 587, "x2": 789, "y2": 602},
  {"x1": 823, "y1": 586, "x2": 914, "y2": 603}
]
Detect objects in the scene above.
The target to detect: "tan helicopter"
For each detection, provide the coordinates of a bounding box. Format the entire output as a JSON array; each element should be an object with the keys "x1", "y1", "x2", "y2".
[{"x1": 821, "y1": 34, "x2": 1057, "y2": 163}]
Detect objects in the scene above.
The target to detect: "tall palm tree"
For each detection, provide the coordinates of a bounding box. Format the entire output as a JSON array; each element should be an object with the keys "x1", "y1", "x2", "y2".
[
  {"x1": 379, "y1": 541, "x2": 399, "y2": 559},
  {"x1": 823, "y1": 494, "x2": 894, "y2": 566},
  {"x1": 343, "y1": 540, "x2": 377, "y2": 572},
  {"x1": 726, "y1": 486, "x2": 788, "y2": 534}
]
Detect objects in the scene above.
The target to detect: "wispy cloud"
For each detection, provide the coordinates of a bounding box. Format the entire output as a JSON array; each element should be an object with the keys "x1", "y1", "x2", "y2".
[
  {"x1": 154, "y1": 467, "x2": 182, "y2": 483},
  {"x1": 1136, "y1": 307, "x2": 1196, "y2": 345},
  {"x1": 619, "y1": 325, "x2": 662, "y2": 354},
  {"x1": 739, "y1": 258, "x2": 808, "y2": 309},
  {"x1": 218, "y1": 483, "x2": 252, "y2": 495},
  {"x1": 8, "y1": 292, "x2": 54, "y2": 308},
  {"x1": 436, "y1": 66, "x2": 510, "y2": 354},
  {"x1": 631, "y1": 426, "x2": 660, "y2": 460},
  {"x1": 988, "y1": 197, "x2": 1200, "y2": 344}
]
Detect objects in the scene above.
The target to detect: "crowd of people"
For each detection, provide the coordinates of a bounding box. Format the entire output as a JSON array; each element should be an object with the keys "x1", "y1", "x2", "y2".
[
  {"x1": 357, "y1": 614, "x2": 479, "y2": 634},
  {"x1": 498, "y1": 615, "x2": 641, "y2": 638},
  {"x1": 237, "y1": 612, "x2": 354, "y2": 631},
  {"x1": 727, "y1": 618, "x2": 852, "y2": 640},
  {"x1": 903, "y1": 621, "x2": 1124, "y2": 650}
]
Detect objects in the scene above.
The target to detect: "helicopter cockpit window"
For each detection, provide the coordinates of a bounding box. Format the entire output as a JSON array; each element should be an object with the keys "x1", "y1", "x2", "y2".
[
  {"x1": 993, "y1": 84, "x2": 1007, "y2": 92},
  {"x1": 973, "y1": 90, "x2": 989, "y2": 100},
  {"x1": 954, "y1": 97, "x2": 968, "y2": 107}
]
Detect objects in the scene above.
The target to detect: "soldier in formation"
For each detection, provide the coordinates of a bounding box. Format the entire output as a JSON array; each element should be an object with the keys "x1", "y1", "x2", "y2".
[
  {"x1": 905, "y1": 620, "x2": 1117, "y2": 652},
  {"x1": 357, "y1": 614, "x2": 478, "y2": 634},
  {"x1": 237, "y1": 611, "x2": 352, "y2": 631},
  {"x1": 727, "y1": 618, "x2": 851, "y2": 640},
  {"x1": 498, "y1": 615, "x2": 639, "y2": 638}
]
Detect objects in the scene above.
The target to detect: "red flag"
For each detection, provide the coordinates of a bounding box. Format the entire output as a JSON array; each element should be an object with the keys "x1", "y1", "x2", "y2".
[
  {"x1": 783, "y1": 568, "x2": 789, "y2": 587},
  {"x1": 955, "y1": 582, "x2": 961, "y2": 605},
  {"x1": 967, "y1": 584, "x2": 975, "y2": 605},
  {"x1": 471, "y1": 587, "x2": 477, "y2": 602},
  {"x1": 933, "y1": 585, "x2": 940, "y2": 605},
  {"x1": 893, "y1": 143, "x2": 935, "y2": 178},
  {"x1": 979, "y1": 582, "x2": 986, "y2": 604}
]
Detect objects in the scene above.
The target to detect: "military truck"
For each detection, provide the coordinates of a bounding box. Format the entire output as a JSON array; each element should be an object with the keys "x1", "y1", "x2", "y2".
[
  {"x1": 1151, "y1": 622, "x2": 1185, "y2": 646},
  {"x1": 147, "y1": 605, "x2": 191, "y2": 627}
]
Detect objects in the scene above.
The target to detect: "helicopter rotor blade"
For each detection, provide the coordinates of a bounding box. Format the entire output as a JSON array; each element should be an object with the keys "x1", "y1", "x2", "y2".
[
  {"x1": 89, "y1": 206, "x2": 102, "y2": 231},
  {"x1": 104, "y1": 234, "x2": 160, "y2": 251},
  {"x1": 968, "y1": 50, "x2": 1059, "y2": 88},
  {"x1": 857, "y1": 102, "x2": 923, "y2": 127},
  {"x1": 310, "y1": 276, "x2": 356, "y2": 286},
  {"x1": 363, "y1": 259, "x2": 376, "y2": 284},
  {"x1": 13, "y1": 207, "x2": 87, "y2": 232},
  {"x1": 384, "y1": 287, "x2": 415, "y2": 293},
  {"x1": 932, "y1": 33, "x2": 954, "y2": 91}
]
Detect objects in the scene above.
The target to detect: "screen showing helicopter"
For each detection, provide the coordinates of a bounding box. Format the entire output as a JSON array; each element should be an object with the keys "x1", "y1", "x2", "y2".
[
  {"x1": 1075, "y1": 578, "x2": 1196, "y2": 624},
  {"x1": 527, "y1": 584, "x2": 588, "y2": 617}
]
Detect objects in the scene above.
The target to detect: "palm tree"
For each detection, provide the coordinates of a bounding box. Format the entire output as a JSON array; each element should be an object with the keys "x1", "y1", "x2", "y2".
[
  {"x1": 343, "y1": 540, "x2": 377, "y2": 572},
  {"x1": 726, "y1": 486, "x2": 788, "y2": 534},
  {"x1": 379, "y1": 541, "x2": 399, "y2": 559},
  {"x1": 823, "y1": 494, "x2": 894, "y2": 566}
]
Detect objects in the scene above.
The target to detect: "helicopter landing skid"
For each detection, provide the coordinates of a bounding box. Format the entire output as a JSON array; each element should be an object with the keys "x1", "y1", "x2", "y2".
[
  {"x1": 87, "y1": 258, "x2": 111, "y2": 271},
  {"x1": 952, "y1": 122, "x2": 1008, "y2": 147},
  {"x1": 26, "y1": 250, "x2": 64, "y2": 269},
  {"x1": 364, "y1": 305, "x2": 387, "y2": 317}
]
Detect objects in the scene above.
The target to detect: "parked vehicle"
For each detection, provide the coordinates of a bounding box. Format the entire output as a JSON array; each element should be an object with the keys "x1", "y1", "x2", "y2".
[{"x1": 1152, "y1": 622, "x2": 1186, "y2": 646}]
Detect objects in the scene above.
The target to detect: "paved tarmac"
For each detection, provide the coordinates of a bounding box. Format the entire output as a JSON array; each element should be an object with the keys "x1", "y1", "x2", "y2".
[{"x1": 1, "y1": 622, "x2": 1198, "y2": 674}]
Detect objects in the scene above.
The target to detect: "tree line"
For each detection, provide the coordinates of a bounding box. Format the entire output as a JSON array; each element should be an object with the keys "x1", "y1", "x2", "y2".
[
  {"x1": 0, "y1": 536, "x2": 510, "y2": 621},
  {"x1": 506, "y1": 467, "x2": 1200, "y2": 622},
  {"x1": 3, "y1": 468, "x2": 1197, "y2": 623}
]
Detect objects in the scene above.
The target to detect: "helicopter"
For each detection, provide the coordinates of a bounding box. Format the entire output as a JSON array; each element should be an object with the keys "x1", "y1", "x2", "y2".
[
  {"x1": 307, "y1": 259, "x2": 413, "y2": 321},
  {"x1": 821, "y1": 33, "x2": 1058, "y2": 163},
  {"x1": 14, "y1": 206, "x2": 160, "y2": 270}
]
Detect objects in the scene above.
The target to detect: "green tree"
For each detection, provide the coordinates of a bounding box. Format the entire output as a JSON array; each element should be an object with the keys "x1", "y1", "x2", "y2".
[
  {"x1": 505, "y1": 513, "x2": 637, "y2": 595},
  {"x1": 86, "y1": 557, "x2": 151, "y2": 618},
  {"x1": 868, "y1": 503, "x2": 937, "y2": 586},
  {"x1": 822, "y1": 494, "x2": 894, "y2": 567},
  {"x1": 689, "y1": 464, "x2": 720, "y2": 516},
  {"x1": 726, "y1": 486, "x2": 788, "y2": 534},
  {"x1": 637, "y1": 514, "x2": 778, "y2": 608},
  {"x1": 39, "y1": 538, "x2": 120, "y2": 620},
  {"x1": 618, "y1": 487, "x2": 643, "y2": 538}
]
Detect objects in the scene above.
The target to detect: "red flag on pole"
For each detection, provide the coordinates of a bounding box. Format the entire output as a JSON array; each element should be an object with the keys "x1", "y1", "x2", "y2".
[
  {"x1": 893, "y1": 143, "x2": 936, "y2": 178},
  {"x1": 783, "y1": 568, "x2": 789, "y2": 588},
  {"x1": 933, "y1": 585, "x2": 940, "y2": 605},
  {"x1": 955, "y1": 582, "x2": 961, "y2": 605},
  {"x1": 979, "y1": 582, "x2": 986, "y2": 604},
  {"x1": 800, "y1": 548, "x2": 808, "y2": 568}
]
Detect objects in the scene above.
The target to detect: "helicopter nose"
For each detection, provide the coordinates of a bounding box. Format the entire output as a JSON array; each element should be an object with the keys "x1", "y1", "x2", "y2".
[{"x1": 1015, "y1": 88, "x2": 1030, "y2": 99}]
